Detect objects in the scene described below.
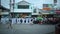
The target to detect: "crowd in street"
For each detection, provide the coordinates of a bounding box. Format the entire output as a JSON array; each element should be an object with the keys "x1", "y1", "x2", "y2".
[
  {"x1": 1, "y1": 16, "x2": 60, "y2": 25},
  {"x1": 33, "y1": 16, "x2": 60, "y2": 24},
  {"x1": 1, "y1": 16, "x2": 60, "y2": 29}
]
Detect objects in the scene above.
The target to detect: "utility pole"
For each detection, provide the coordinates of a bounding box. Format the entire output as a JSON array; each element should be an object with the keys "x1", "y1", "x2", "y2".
[
  {"x1": 0, "y1": 0, "x2": 1, "y2": 23},
  {"x1": 0, "y1": 0, "x2": 1, "y2": 6},
  {"x1": 10, "y1": 0, "x2": 15, "y2": 17},
  {"x1": 10, "y1": 0, "x2": 15, "y2": 12},
  {"x1": 9, "y1": 0, "x2": 15, "y2": 24}
]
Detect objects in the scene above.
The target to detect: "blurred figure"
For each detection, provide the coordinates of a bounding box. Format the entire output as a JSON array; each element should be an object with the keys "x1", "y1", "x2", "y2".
[
  {"x1": 43, "y1": 17, "x2": 47, "y2": 24},
  {"x1": 30, "y1": 18, "x2": 34, "y2": 25},
  {"x1": 7, "y1": 18, "x2": 12, "y2": 29}
]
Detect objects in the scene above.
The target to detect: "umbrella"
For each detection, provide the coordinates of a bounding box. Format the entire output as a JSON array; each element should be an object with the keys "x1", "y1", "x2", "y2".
[{"x1": 37, "y1": 17, "x2": 43, "y2": 21}]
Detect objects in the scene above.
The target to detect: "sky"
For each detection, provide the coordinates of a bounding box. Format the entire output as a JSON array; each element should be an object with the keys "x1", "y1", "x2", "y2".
[{"x1": 1, "y1": 0, "x2": 53, "y2": 9}]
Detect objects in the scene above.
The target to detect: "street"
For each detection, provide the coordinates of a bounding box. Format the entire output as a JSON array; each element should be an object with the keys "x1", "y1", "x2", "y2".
[{"x1": 0, "y1": 24, "x2": 55, "y2": 34}]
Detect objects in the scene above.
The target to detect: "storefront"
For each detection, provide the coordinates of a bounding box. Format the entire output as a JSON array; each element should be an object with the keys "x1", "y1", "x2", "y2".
[{"x1": 10, "y1": 13, "x2": 31, "y2": 18}]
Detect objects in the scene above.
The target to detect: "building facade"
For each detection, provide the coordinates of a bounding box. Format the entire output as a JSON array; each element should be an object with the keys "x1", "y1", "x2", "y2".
[
  {"x1": 1, "y1": 0, "x2": 60, "y2": 24},
  {"x1": 10, "y1": 0, "x2": 40, "y2": 18},
  {"x1": 0, "y1": 0, "x2": 10, "y2": 24}
]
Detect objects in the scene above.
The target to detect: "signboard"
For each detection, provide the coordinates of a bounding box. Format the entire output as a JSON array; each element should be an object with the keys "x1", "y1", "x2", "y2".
[
  {"x1": 55, "y1": 10, "x2": 60, "y2": 14},
  {"x1": 43, "y1": 8, "x2": 51, "y2": 10}
]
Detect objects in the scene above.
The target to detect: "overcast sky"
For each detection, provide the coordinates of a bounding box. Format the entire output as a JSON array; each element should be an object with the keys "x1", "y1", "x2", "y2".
[{"x1": 1, "y1": 0, "x2": 53, "y2": 9}]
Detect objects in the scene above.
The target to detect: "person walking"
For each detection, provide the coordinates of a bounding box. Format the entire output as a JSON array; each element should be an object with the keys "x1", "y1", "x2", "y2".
[{"x1": 7, "y1": 18, "x2": 12, "y2": 29}]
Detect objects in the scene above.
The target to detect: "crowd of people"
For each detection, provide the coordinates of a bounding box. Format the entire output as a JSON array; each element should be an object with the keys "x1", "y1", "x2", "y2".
[
  {"x1": 33, "y1": 16, "x2": 60, "y2": 24},
  {"x1": 1, "y1": 16, "x2": 60, "y2": 29}
]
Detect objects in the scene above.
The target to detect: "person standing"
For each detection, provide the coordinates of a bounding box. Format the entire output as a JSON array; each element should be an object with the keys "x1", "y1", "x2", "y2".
[{"x1": 43, "y1": 17, "x2": 47, "y2": 24}]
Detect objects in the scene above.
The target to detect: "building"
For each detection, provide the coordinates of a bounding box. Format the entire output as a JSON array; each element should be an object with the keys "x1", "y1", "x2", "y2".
[
  {"x1": 10, "y1": 0, "x2": 58, "y2": 17},
  {"x1": 10, "y1": 0, "x2": 40, "y2": 18},
  {"x1": 0, "y1": 5, "x2": 10, "y2": 24},
  {"x1": 0, "y1": 5, "x2": 10, "y2": 18},
  {"x1": 53, "y1": 0, "x2": 60, "y2": 17},
  {"x1": 54, "y1": 0, "x2": 60, "y2": 15},
  {"x1": 0, "y1": 0, "x2": 55, "y2": 18},
  {"x1": 0, "y1": 0, "x2": 10, "y2": 24}
]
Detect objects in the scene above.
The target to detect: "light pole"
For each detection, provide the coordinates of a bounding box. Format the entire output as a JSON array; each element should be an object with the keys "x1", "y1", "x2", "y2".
[
  {"x1": 0, "y1": 0, "x2": 1, "y2": 23},
  {"x1": 9, "y1": 0, "x2": 15, "y2": 24}
]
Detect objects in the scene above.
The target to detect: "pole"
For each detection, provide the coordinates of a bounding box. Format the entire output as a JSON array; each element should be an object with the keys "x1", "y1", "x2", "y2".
[
  {"x1": 0, "y1": 0, "x2": 1, "y2": 23},
  {"x1": 9, "y1": 0, "x2": 15, "y2": 24},
  {"x1": 0, "y1": 0, "x2": 1, "y2": 6}
]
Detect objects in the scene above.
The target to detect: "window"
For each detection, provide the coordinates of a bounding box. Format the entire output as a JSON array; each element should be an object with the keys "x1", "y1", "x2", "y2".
[
  {"x1": 33, "y1": 9, "x2": 36, "y2": 13},
  {"x1": 54, "y1": 0, "x2": 57, "y2": 3},
  {"x1": 18, "y1": 5, "x2": 29, "y2": 9},
  {"x1": 43, "y1": 4, "x2": 52, "y2": 8},
  {"x1": 0, "y1": 0, "x2": 1, "y2": 5},
  {"x1": 43, "y1": 4, "x2": 48, "y2": 8}
]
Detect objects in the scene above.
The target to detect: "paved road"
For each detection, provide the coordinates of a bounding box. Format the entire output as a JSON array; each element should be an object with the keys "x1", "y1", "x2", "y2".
[{"x1": 0, "y1": 24, "x2": 55, "y2": 34}]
